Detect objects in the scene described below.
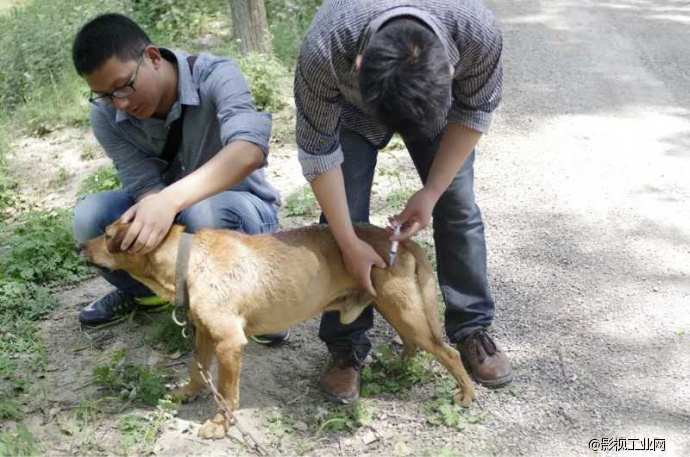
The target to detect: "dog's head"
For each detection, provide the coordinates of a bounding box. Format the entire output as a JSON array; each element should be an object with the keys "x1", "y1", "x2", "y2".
[{"x1": 78, "y1": 221, "x2": 142, "y2": 272}]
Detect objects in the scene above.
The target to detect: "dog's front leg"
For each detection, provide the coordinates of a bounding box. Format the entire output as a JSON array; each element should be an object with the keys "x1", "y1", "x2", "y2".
[
  {"x1": 198, "y1": 319, "x2": 247, "y2": 440},
  {"x1": 172, "y1": 325, "x2": 213, "y2": 403}
]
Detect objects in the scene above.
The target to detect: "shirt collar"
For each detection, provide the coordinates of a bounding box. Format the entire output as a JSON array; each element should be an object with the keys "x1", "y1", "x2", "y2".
[
  {"x1": 116, "y1": 47, "x2": 201, "y2": 125},
  {"x1": 356, "y1": 7, "x2": 459, "y2": 70}
]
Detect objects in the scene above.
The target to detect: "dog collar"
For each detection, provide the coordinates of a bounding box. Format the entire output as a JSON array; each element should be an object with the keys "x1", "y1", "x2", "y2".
[{"x1": 174, "y1": 232, "x2": 194, "y2": 312}]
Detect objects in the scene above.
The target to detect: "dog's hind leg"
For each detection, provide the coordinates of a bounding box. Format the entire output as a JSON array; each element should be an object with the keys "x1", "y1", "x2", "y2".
[
  {"x1": 374, "y1": 285, "x2": 475, "y2": 407},
  {"x1": 172, "y1": 324, "x2": 214, "y2": 403},
  {"x1": 198, "y1": 318, "x2": 247, "y2": 440}
]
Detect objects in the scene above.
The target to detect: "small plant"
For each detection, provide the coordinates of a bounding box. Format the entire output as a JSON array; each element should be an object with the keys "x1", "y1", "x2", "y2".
[
  {"x1": 265, "y1": 410, "x2": 295, "y2": 442},
  {"x1": 423, "y1": 378, "x2": 489, "y2": 429},
  {"x1": 93, "y1": 349, "x2": 169, "y2": 406},
  {"x1": 361, "y1": 345, "x2": 437, "y2": 397},
  {"x1": 77, "y1": 165, "x2": 121, "y2": 199},
  {"x1": 144, "y1": 316, "x2": 189, "y2": 355},
  {"x1": 315, "y1": 400, "x2": 373, "y2": 434},
  {"x1": 119, "y1": 399, "x2": 177, "y2": 455},
  {"x1": 0, "y1": 398, "x2": 22, "y2": 421},
  {"x1": 0, "y1": 171, "x2": 18, "y2": 213},
  {"x1": 52, "y1": 167, "x2": 71, "y2": 186},
  {"x1": 284, "y1": 185, "x2": 320, "y2": 217},
  {"x1": 79, "y1": 144, "x2": 99, "y2": 161},
  {"x1": 0, "y1": 424, "x2": 42, "y2": 457}
]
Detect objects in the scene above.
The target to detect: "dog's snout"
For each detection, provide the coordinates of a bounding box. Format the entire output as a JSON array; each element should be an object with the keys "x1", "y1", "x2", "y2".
[{"x1": 75, "y1": 244, "x2": 83, "y2": 255}]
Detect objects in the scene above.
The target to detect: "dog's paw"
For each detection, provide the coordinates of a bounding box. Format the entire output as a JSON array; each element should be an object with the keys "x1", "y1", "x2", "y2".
[
  {"x1": 198, "y1": 412, "x2": 232, "y2": 440},
  {"x1": 171, "y1": 384, "x2": 202, "y2": 403},
  {"x1": 452, "y1": 386, "x2": 475, "y2": 408}
]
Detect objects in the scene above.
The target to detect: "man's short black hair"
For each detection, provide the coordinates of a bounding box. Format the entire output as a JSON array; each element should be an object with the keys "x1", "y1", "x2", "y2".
[
  {"x1": 359, "y1": 18, "x2": 451, "y2": 139},
  {"x1": 72, "y1": 13, "x2": 152, "y2": 76}
]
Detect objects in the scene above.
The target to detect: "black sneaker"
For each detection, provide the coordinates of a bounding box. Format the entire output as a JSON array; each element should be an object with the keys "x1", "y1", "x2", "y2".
[
  {"x1": 249, "y1": 331, "x2": 290, "y2": 346},
  {"x1": 79, "y1": 289, "x2": 168, "y2": 328}
]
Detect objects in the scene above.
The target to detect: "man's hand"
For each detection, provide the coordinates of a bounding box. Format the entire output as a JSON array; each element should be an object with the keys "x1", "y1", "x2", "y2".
[
  {"x1": 341, "y1": 238, "x2": 386, "y2": 297},
  {"x1": 119, "y1": 192, "x2": 178, "y2": 254},
  {"x1": 391, "y1": 187, "x2": 440, "y2": 241}
]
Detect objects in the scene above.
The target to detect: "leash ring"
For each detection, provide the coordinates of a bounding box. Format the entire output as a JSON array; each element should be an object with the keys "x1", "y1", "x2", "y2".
[{"x1": 172, "y1": 307, "x2": 187, "y2": 327}]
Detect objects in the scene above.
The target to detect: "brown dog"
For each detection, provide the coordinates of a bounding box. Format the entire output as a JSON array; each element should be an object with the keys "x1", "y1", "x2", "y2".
[{"x1": 81, "y1": 222, "x2": 474, "y2": 439}]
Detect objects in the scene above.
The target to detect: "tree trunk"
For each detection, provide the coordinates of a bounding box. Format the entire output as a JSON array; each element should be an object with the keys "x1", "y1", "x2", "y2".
[{"x1": 229, "y1": 0, "x2": 272, "y2": 56}]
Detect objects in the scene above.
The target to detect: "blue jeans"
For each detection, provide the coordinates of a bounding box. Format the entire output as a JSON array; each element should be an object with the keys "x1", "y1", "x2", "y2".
[
  {"x1": 319, "y1": 128, "x2": 495, "y2": 358},
  {"x1": 74, "y1": 189, "x2": 278, "y2": 298}
]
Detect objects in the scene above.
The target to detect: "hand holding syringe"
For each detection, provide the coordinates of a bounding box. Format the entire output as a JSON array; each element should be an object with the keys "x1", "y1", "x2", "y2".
[{"x1": 388, "y1": 218, "x2": 401, "y2": 266}]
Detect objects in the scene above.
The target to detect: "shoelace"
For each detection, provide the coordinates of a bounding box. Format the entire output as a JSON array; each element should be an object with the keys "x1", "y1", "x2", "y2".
[
  {"x1": 468, "y1": 330, "x2": 498, "y2": 363},
  {"x1": 332, "y1": 351, "x2": 363, "y2": 371}
]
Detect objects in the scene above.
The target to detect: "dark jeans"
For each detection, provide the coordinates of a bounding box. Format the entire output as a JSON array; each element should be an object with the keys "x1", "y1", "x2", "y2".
[
  {"x1": 74, "y1": 189, "x2": 278, "y2": 299},
  {"x1": 319, "y1": 127, "x2": 495, "y2": 359}
]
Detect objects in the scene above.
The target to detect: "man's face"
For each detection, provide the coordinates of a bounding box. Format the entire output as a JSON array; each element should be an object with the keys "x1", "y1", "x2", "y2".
[{"x1": 83, "y1": 48, "x2": 162, "y2": 119}]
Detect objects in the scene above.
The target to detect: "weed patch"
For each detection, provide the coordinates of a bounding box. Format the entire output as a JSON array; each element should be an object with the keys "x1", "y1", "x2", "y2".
[
  {"x1": 93, "y1": 349, "x2": 169, "y2": 407},
  {"x1": 77, "y1": 165, "x2": 121, "y2": 199},
  {"x1": 361, "y1": 345, "x2": 437, "y2": 397},
  {"x1": 284, "y1": 185, "x2": 319, "y2": 217},
  {"x1": 0, "y1": 209, "x2": 89, "y2": 284},
  {"x1": 423, "y1": 378, "x2": 489, "y2": 429},
  {"x1": 315, "y1": 400, "x2": 373, "y2": 434},
  {"x1": 0, "y1": 424, "x2": 42, "y2": 457}
]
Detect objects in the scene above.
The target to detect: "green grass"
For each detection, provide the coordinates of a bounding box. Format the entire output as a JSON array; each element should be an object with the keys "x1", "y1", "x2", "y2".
[
  {"x1": 92, "y1": 349, "x2": 170, "y2": 407},
  {"x1": 423, "y1": 378, "x2": 489, "y2": 429},
  {"x1": 118, "y1": 400, "x2": 177, "y2": 455},
  {"x1": 0, "y1": 424, "x2": 42, "y2": 457},
  {"x1": 0, "y1": 209, "x2": 90, "y2": 284},
  {"x1": 78, "y1": 165, "x2": 121, "y2": 199},
  {"x1": 361, "y1": 345, "x2": 438, "y2": 397}
]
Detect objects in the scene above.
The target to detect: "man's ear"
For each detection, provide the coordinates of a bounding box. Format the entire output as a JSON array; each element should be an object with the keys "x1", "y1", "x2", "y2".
[
  {"x1": 355, "y1": 54, "x2": 363, "y2": 70},
  {"x1": 143, "y1": 45, "x2": 162, "y2": 69},
  {"x1": 105, "y1": 222, "x2": 130, "y2": 254}
]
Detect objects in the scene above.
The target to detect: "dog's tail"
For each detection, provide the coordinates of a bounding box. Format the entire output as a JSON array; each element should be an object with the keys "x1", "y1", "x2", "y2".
[{"x1": 407, "y1": 241, "x2": 446, "y2": 345}]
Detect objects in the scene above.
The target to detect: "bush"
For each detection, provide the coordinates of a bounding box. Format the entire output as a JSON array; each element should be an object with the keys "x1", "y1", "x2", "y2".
[
  {"x1": 132, "y1": 0, "x2": 228, "y2": 44},
  {"x1": 237, "y1": 53, "x2": 289, "y2": 112},
  {"x1": 266, "y1": 0, "x2": 322, "y2": 65}
]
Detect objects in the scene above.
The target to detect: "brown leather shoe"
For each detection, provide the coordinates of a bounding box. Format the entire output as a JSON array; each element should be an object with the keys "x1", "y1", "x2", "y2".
[
  {"x1": 319, "y1": 353, "x2": 362, "y2": 403},
  {"x1": 458, "y1": 330, "x2": 513, "y2": 388}
]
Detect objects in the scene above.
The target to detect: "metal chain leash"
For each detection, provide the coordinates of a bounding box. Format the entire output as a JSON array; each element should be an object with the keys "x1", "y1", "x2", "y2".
[{"x1": 175, "y1": 310, "x2": 270, "y2": 456}]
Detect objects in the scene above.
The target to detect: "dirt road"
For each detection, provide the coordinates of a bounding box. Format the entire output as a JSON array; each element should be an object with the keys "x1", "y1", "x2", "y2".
[{"x1": 24, "y1": 1, "x2": 689, "y2": 455}]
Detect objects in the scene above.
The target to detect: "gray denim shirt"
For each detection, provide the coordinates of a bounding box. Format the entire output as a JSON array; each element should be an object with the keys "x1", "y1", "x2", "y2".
[{"x1": 90, "y1": 47, "x2": 280, "y2": 204}]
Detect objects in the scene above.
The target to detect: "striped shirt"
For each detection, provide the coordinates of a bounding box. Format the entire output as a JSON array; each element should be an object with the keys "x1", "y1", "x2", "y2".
[{"x1": 294, "y1": 0, "x2": 503, "y2": 181}]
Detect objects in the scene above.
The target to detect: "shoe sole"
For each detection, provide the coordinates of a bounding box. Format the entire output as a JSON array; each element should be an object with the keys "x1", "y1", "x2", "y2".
[
  {"x1": 79, "y1": 305, "x2": 170, "y2": 329},
  {"x1": 318, "y1": 383, "x2": 360, "y2": 404},
  {"x1": 461, "y1": 358, "x2": 514, "y2": 388},
  {"x1": 472, "y1": 372, "x2": 514, "y2": 388}
]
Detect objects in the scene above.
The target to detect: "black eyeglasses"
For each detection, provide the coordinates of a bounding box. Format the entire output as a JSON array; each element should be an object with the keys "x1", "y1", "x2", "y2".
[{"x1": 89, "y1": 51, "x2": 145, "y2": 107}]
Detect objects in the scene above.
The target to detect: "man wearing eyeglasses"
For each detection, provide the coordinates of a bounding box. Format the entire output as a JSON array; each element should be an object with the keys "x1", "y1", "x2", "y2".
[{"x1": 71, "y1": 14, "x2": 286, "y2": 343}]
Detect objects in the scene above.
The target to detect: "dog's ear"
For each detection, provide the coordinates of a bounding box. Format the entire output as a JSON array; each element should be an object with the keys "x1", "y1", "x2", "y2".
[{"x1": 104, "y1": 222, "x2": 131, "y2": 254}]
